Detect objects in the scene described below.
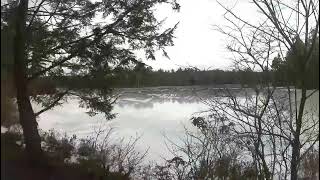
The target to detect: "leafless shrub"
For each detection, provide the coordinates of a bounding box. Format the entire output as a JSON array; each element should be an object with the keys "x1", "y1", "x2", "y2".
[{"x1": 75, "y1": 125, "x2": 148, "y2": 179}]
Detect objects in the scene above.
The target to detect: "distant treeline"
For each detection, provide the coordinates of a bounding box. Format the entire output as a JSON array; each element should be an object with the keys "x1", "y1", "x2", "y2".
[{"x1": 36, "y1": 67, "x2": 318, "y2": 90}]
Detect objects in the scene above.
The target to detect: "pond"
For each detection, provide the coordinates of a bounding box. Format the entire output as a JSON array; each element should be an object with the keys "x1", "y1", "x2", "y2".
[{"x1": 35, "y1": 86, "x2": 319, "y2": 162}]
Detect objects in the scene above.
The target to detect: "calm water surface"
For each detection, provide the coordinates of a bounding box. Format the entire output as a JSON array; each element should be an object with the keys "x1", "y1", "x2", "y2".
[
  {"x1": 35, "y1": 86, "x2": 318, "y2": 162},
  {"x1": 36, "y1": 86, "x2": 211, "y2": 161}
]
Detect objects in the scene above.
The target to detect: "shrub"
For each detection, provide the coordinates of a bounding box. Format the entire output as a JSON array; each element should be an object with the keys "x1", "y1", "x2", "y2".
[{"x1": 41, "y1": 130, "x2": 76, "y2": 162}]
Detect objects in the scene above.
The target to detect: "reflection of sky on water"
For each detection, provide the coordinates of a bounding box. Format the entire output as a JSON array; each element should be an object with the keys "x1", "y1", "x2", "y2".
[
  {"x1": 35, "y1": 87, "x2": 318, "y2": 162},
  {"x1": 110, "y1": 101, "x2": 205, "y2": 161},
  {"x1": 36, "y1": 86, "x2": 209, "y2": 161}
]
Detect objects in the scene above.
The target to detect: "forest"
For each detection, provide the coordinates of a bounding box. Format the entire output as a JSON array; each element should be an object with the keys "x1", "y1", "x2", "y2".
[{"x1": 24, "y1": 63, "x2": 320, "y2": 91}]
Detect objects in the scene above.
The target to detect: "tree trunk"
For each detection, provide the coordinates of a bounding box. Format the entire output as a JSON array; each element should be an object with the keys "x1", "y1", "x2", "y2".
[
  {"x1": 290, "y1": 87, "x2": 307, "y2": 180},
  {"x1": 12, "y1": 0, "x2": 43, "y2": 164}
]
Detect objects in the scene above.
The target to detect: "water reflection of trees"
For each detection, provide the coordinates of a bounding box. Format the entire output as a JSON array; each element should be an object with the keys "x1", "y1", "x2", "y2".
[{"x1": 113, "y1": 87, "x2": 252, "y2": 109}]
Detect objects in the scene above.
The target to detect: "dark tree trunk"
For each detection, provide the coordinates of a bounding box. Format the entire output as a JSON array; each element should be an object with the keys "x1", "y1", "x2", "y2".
[
  {"x1": 290, "y1": 86, "x2": 307, "y2": 180},
  {"x1": 12, "y1": 0, "x2": 43, "y2": 164}
]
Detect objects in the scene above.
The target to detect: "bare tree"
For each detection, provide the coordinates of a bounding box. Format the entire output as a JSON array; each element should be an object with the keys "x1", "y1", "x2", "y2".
[
  {"x1": 210, "y1": 0, "x2": 319, "y2": 179},
  {"x1": 163, "y1": 0, "x2": 318, "y2": 179}
]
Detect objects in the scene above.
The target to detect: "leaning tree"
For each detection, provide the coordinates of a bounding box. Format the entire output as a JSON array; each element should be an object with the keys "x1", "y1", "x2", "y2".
[{"x1": 1, "y1": 0, "x2": 179, "y2": 163}]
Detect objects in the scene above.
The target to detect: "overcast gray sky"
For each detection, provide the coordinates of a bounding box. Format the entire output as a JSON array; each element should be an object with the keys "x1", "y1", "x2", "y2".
[{"x1": 140, "y1": 0, "x2": 260, "y2": 70}]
